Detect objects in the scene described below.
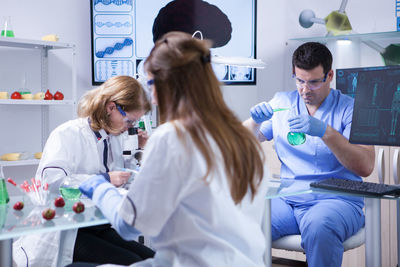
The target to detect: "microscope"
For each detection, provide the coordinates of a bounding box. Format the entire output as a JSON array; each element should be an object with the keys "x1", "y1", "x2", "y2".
[
  {"x1": 122, "y1": 114, "x2": 153, "y2": 170},
  {"x1": 122, "y1": 127, "x2": 142, "y2": 170}
]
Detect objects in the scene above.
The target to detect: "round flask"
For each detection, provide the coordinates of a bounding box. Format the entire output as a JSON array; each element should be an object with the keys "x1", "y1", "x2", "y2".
[
  {"x1": 287, "y1": 132, "x2": 306, "y2": 146},
  {"x1": 59, "y1": 180, "x2": 82, "y2": 200}
]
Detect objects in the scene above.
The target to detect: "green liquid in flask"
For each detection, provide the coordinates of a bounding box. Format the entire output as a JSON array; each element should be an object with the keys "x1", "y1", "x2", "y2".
[
  {"x1": 287, "y1": 132, "x2": 306, "y2": 146},
  {"x1": 60, "y1": 187, "x2": 82, "y2": 200},
  {"x1": 0, "y1": 179, "x2": 10, "y2": 204},
  {"x1": 1, "y1": 30, "x2": 14, "y2": 37}
]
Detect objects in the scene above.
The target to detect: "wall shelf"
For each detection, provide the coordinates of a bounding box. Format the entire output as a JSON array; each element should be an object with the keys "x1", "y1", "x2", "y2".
[
  {"x1": 0, "y1": 159, "x2": 40, "y2": 167},
  {"x1": 0, "y1": 36, "x2": 75, "y2": 50},
  {"x1": 0, "y1": 37, "x2": 76, "y2": 169},
  {"x1": 290, "y1": 31, "x2": 400, "y2": 43},
  {"x1": 0, "y1": 99, "x2": 75, "y2": 105}
]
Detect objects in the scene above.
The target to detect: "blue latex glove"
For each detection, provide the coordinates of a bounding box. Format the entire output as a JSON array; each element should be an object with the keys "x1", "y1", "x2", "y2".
[
  {"x1": 260, "y1": 120, "x2": 273, "y2": 141},
  {"x1": 250, "y1": 102, "x2": 274, "y2": 124},
  {"x1": 79, "y1": 174, "x2": 109, "y2": 199},
  {"x1": 288, "y1": 115, "x2": 327, "y2": 137}
]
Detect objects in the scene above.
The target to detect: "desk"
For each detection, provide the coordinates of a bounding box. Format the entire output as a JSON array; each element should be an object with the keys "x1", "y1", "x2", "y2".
[
  {"x1": 264, "y1": 178, "x2": 398, "y2": 267},
  {"x1": 0, "y1": 195, "x2": 108, "y2": 267}
]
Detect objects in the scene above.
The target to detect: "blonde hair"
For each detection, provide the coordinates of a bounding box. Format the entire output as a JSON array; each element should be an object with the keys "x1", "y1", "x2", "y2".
[
  {"x1": 144, "y1": 32, "x2": 264, "y2": 204},
  {"x1": 78, "y1": 75, "x2": 151, "y2": 133}
]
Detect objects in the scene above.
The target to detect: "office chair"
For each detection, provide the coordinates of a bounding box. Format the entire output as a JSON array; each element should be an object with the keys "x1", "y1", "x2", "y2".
[
  {"x1": 272, "y1": 227, "x2": 365, "y2": 252},
  {"x1": 262, "y1": 141, "x2": 366, "y2": 261}
]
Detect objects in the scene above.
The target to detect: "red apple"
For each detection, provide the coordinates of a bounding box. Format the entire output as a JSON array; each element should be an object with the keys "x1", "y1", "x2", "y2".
[
  {"x1": 13, "y1": 201, "x2": 24, "y2": 210},
  {"x1": 11, "y1": 91, "x2": 22, "y2": 99},
  {"x1": 72, "y1": 201, "x2": 85, "y2": 214},
  {"x1": 44, "y1": 89, "x2": 53, "y2": 100},
  {"x1": 54, "y1": 196, "x2": 65, "y2": 208},
  {"x1": 42, "y1": 208, "x2": 56, "y2": 220},
  {"x1": 53, "y1": 91, "x2": 64, "y2": 100}
]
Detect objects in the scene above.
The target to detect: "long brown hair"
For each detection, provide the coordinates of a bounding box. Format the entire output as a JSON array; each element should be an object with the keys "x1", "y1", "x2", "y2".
[
  {"x1": 144, "y1": 31, "x2": 264, "y2": 204},
  {"x1": 77, "y1": 75, "x2": 151, "y2": 133}
]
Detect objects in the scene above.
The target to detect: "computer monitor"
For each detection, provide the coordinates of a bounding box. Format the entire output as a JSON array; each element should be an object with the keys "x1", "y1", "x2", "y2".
[
  {"x1": 90, "y1": 0, "x2": 257, "y2": 85},
  {"x1": 336, "y1": 65, "x2": 400, "y2": 146}
]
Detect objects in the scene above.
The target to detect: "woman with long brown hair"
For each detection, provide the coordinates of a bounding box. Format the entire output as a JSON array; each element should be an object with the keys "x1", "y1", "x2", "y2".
[{"x1": 74, "y1": 31, "x2": 269, "y2": 267}]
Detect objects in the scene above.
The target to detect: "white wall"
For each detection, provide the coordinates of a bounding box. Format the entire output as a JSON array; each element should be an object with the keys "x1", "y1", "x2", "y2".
[
  {"x1": 282, "y1": 0, "x2": 395, "y2": 88},
  {"x1": 223, "y1": 0, "x2": 288, "y2": 120},
  {"x1": 0, "y1": 0, "x2": 93, "y2": 191},
  {"x1": 0, "y1": 0, "x2": 92, "y2": 91},
  {"x1": 0, "y1": 0, "x2": 285, "y2": 124},
  {"x1": 227, "y1": 0, "x2": 396, "y2": 121},
  {"x1": 0, "y1": 0, "x2": 397, "y2": 192},
  {"x1": 0, "y1": 0, "x2": 395, "y2": 116}
]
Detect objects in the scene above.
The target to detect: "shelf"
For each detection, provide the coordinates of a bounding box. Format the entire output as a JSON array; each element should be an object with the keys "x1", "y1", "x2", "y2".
[
  {"x1": 0, "y1": 37, "x2": 76, "y2": 180},
  {"x1": 0, "y1": 36, "x2": 75, "y2": 50},
  {"x1": 290, "y1": 31, "x2": 400, "y2": 43},
  {"x1": 0, "y1": 159, "x2": 40, "y2": 167},
  {"x1": 0, "y1": 99, "x2": 75, "y2": 105}
]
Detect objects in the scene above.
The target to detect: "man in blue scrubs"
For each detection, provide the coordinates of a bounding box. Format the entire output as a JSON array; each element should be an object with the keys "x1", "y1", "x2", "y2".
[{"x1": 244, "y1": 42, "x2": 375, "y2": 267}]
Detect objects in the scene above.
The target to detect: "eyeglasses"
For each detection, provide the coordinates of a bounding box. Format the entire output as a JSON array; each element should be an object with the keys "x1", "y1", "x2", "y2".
[
  {"x1": 147, "y1": 79, "x2": 154, "y2": 87},
  {"x1": 116, "y1": 104, "x2": 136, "y2": 126},
  {"x1": 146, "y1": 78, "x2": 154, "y2": 90},
  {"x1": 293, "y1": 72, "x2": 329, "y2": 91},
  {"x1": 144, "y1": 79, "x2": 155, "y2": 102}
]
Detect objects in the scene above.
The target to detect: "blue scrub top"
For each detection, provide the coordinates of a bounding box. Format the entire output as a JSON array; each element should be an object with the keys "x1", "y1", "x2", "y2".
[{"x1": 260, "y1": 89, "x2": 363, "y2": 206}]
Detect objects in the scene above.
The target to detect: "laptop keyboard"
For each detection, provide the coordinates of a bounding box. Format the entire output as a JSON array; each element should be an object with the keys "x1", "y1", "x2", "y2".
[{"x1": 310, "y1": 178, "x2": 400, "y2": 197}]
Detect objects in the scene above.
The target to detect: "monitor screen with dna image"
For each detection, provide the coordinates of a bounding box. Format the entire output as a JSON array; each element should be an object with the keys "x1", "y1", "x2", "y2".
[{"x1": 90, "y1": 0, "x2": 257, "y2": 85}]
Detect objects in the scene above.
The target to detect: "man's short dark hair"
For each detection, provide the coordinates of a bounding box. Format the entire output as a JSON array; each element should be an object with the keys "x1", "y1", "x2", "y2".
[{"x1": 292, "y1": 42, "x2": 333, "y2": 75}]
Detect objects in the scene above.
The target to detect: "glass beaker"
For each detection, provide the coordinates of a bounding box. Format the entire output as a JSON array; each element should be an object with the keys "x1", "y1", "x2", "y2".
[
  {"x1": 1, "y1": 16, "x2": 15, "y2": 37},
  {"x1": 26, "y1": 189, "x2": 49, "y2": 206}
]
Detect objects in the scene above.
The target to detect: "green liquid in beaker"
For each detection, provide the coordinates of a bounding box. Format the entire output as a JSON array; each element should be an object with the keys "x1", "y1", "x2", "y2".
[
  {"x1": 287, "y1": 132, "x2": 306, "y2": 146},
  {"x1": 1, "y1": 30, "x2": 14, "y2": 37},
  {"x1": 60, "y1": 187, "x2": 82, "y2": 200},
  {"x1": 0, "y1": 179, "x2": 10, "y2": 204}
]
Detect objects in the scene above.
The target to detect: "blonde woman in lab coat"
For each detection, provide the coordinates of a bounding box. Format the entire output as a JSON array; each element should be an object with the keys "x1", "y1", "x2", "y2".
[
  {"x1": 68, "y1": 31, "x2": 269, "y2": 267},
  {"x1": 13, "y1": 76, "x2": 154, "y2": 267}
]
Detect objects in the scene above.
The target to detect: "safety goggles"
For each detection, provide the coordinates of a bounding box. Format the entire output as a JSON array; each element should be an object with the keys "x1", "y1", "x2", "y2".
[
  {"x1": 116, "y1": 104, "x2": 136, "y2": 126},
  {"x1": 144, "y1": 79, "x2": 155, "y2": 102},
  {"x1": 293, "y1": 72, "x2": 328, "y2": 91},
  {"x1": 147, "y1": 79, "x2": 154, "y2": 87}
]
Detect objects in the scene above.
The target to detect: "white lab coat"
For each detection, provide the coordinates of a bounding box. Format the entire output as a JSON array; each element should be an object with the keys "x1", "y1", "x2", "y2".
[
  {"x1": 99, "y1": 121, "x2": 269, "y2": 267},
  {"x1": 13, "y1": 118, "x2": 124, "y2": 267}
]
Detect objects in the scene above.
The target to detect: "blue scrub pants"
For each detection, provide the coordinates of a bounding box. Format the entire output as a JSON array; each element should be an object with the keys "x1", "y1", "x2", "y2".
[{"x1": 271, "y1": 196, "x2": 365, "y2": 267}]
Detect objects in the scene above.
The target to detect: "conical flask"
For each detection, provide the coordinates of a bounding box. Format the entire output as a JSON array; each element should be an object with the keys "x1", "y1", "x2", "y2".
[
  {"x1": 0, "y1": 167, "x2": 10, "y2": 204},
  {"x1": 1, "y1": 16, "x2": 15, "y2": 37},
  {"x1": 286, "y1": 108, "x2": 306, "y2": 146}
]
